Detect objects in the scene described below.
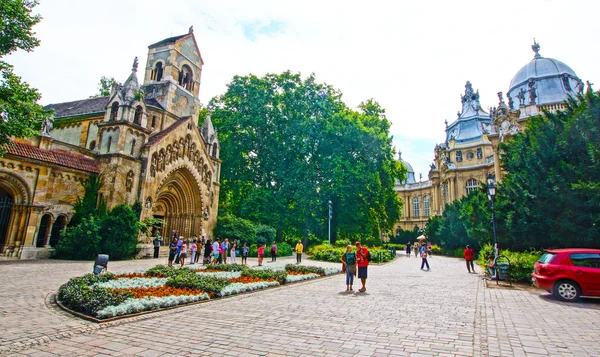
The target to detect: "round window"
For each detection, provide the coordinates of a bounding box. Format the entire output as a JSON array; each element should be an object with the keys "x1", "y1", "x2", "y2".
[{"x1": 466, "y1": 151, "x2": 475, "y2": 160}]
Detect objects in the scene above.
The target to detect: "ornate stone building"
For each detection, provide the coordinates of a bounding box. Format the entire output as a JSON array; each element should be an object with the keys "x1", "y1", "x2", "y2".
[
  {"x1": 0, "y1": 28, "x2": 221, "y2": 259},
  {"x1": 395, "y1": 42, "x2": 585, "y2": 232}
]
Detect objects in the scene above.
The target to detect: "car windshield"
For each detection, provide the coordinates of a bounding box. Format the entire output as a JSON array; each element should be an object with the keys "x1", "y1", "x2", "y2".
[{"x1": 538, "y1": 252, "x2": 556, "y2": 264}]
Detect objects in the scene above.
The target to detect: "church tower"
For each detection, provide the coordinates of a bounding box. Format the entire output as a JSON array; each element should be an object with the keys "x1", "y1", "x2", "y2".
[{"x1": 142, "y1": 26, "x2": 203, "y2": 118}]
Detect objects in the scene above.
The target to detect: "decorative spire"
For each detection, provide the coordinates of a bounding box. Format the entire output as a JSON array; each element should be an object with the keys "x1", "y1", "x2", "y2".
[
  {"x1": 398, "y1": 150, "x2": 402, "y2": 160},
  {"x1": 189, "y1": 25, "x2": 194, "y2": 34},
  {"x1": 532, "y1": 39, "x2": 541, "y2": 58},
  {"x1": 132, "y1": 57, "x2": 139, "y2": 72}
]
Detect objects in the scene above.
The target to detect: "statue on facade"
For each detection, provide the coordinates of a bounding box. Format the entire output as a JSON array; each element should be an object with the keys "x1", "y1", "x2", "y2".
[
  {"x1": 586, "y1": 80, "x2": 594, "y2": 93},
  {"x1": 517, "y1": 88, "x2": 527, "y2": 106},
  {"x1": 528, "y1": 80, "x2": 537, "y2": 105},
  {"x1": 125, "y1": 171, "x2": 134, "y2": 192},
  {"x1": 40, "y1": 117, "x2": 54, "y2": 137}
]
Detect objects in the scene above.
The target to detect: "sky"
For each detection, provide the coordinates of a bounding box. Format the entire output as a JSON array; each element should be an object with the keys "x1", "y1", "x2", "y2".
[{"x1": 6, "y1": 0, "x2": 600, "y2": 178}]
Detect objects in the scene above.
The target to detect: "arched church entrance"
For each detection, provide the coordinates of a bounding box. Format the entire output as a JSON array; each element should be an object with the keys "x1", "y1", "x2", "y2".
[
  {"x1": 0, "y1": 187, "x2": 14, "y2": 252},
  {"x1": 155, "y1": 168, "x2": 203, "y2": 239}
]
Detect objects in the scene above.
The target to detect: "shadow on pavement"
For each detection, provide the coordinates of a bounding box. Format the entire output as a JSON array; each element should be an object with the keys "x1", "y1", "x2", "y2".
[{"x1": 537, "y1": 293, "x2": 600, "y2": 309}]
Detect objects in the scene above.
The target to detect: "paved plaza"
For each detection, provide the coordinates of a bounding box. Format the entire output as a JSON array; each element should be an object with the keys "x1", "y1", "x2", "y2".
[{"x1": 1, "y1": 254, "x2": 599, "y2": 357}]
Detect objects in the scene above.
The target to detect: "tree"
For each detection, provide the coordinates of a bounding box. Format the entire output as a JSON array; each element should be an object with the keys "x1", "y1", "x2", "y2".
[
  {"x1": 90, "y1": 76, "x2": 117, "y2": 98},
  {"x1": 498, "y1": 92, "x2": 600, "y2": 250},
  {"x1": 0, "y1": 0, "x2": 50, "y2": 154},
  {"x1": 99, "y1": 204, "x2": 140, "y2": 260},
  {"x1": 69, "y1": 174, "x2": 106, "y2": 228},
  {"x1": 209, "y1": 71, "x2": 405, "y2": 243}
]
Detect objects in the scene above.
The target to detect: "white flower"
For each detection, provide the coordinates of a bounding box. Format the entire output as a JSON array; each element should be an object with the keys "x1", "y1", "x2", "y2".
[
  {"x1": 285, "y1": 273, "x2": 320, "y2": 283},
  {"x1": 94, "y1": 278, "x2": 168, "y2": 289},
  {"x1": 323, "y1": 268, "x2": 342, "y2": 276},
  {"x1": 96, "y1": 293, "x2": 210, "y2": 319},
  {"x1": 195, "y1": 271, "x2": 241, "y2": 279},
  {"x1": 218, "y1": 281, "x2": 280, "y2": 297}
]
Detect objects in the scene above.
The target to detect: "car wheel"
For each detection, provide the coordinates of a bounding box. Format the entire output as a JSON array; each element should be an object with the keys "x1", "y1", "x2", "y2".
[{"x1": 553, "y1": 280, "x2": 580, "y2": 301}]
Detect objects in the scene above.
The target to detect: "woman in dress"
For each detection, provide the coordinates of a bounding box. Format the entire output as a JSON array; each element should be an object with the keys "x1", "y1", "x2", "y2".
[
  {"x1": 179, "y1": 239, "x2": 188, "y2": 267},
  {"x1": 230, "y1": 239, "x2": 237, "y2": 264}
]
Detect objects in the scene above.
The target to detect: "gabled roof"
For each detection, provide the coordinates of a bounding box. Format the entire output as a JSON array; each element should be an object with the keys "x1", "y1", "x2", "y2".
[
  {"x1": 5, "y1": 141, "x2": 100, "y2": 174},
  {"x1": 148, "y1": 34, "x2": 189, "y2": 49},
  {"x1": 146, "y1": 117, "x2": 192, "y2": 146},
  {"x1": 44, "y1": 97, "x2": 110, "y2": 119},
  {"x1": 144, "y1": 97, "x2": 164, "y2": 110}
]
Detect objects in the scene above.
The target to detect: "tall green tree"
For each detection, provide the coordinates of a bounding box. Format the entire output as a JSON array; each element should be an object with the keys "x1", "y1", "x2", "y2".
[
  {"x1": 0, "y1": 0, "x2": 50, "y2": 154},
  {"x1": 209, "y1": 71, "x2": 405, "y2": 243},
  {"x1": 498, "y1": 92, "x2": 600, "y2": 249},
  {"x1": 90, "y1": 76, "x2": 117, "y2": 98}
]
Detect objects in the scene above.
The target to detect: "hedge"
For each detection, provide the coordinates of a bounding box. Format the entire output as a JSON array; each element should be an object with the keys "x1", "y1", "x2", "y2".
[{"x1": 478, "y1": 244, "x2": 541, "y2": 283}]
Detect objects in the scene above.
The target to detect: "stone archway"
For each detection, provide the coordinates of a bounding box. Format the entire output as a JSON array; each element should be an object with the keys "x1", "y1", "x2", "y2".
[
  {"x1": 0, "y1": 187, "x2": 14, "y2": 251},
  {"x1": 155, "y1": 168, "x2": 203, "y2": 239},
  {"x1": 0, "y1": 172, "x2": 31, "y2": 253}
]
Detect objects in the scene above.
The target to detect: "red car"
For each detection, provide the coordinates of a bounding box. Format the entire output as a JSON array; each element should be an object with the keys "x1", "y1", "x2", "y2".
[{"x1": 532, "y1": 248, "x2": 600, "y2": 301}]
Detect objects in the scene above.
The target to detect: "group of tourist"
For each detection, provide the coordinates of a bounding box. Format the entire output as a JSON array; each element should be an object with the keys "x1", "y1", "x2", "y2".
[
  {"x1": 163, "y1": 231, "x2": 252, "y2": 267},
  {"x1": 405, "y1": 241, "x2": 433, "y2": 271},
  {"x1": 340, "y1": 241, "x2": 370, "y2": 292}
]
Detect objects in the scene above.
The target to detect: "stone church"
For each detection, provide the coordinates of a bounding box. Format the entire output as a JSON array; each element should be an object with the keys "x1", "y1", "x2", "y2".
[
  {"x1": 0, "y1": 28, "x2": 221, "y2": 259},
  {"x1": 395, "y1": 41, "x2": 586, "y2": 232}
]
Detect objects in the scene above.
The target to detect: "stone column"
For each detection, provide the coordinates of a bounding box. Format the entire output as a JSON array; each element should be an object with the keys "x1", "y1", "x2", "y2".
[
  {"x1": 492, "y1": 143, "x2": 502, "y2": 182},
  {"x1": 44, "y1": 216, "x2": 55, "y2": 247},
  {"x1": 20, "y1": 205, "x2": 44, "y2": 260}
]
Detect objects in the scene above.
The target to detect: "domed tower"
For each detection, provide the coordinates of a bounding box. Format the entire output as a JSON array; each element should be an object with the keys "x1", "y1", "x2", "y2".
[
  {"x1": 507, "y1": 40, "x2": 583, "y2": 118},
  {"x1": 398, "y1": 151, "x2": 416, "y2": 184}
]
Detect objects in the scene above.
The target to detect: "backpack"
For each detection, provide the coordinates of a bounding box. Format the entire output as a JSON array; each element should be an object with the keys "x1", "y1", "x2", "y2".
[{"x1": 367, "y1": 250, "x2": 371, "y2": 261}]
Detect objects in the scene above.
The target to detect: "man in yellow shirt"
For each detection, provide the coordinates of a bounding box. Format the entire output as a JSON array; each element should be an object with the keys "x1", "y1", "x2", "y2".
[{"x1": 295, "y1": 240, "x2": 303, "y2": 264}]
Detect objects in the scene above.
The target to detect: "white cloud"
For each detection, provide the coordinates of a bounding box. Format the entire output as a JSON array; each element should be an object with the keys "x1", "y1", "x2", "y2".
[{"x1": 6, "y1": 0, "x2": 599, "y2": 172}]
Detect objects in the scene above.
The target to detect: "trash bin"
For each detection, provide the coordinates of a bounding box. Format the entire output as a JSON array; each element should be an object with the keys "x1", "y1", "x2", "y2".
[
  {"x1": 495, "y1": 255, "x2": 512, "y2": 286},
  {"x1": 93, "y1": 254, "x2": 109, "y2": 275}
]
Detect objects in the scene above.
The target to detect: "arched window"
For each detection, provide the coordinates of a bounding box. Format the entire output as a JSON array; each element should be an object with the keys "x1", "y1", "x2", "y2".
[
  {"x1": 151, "y1": 115, "x2": 156, "y2": 128},
  {"x1": 466, "y1": 178, "x2": 478, "y2": 195},
  {"x1": 89, "y1": 140, "x2": 96, "y2": 151},
  {"x1": 36, "y1": 214, "x2": 51, "y2": 247},
  {"x1": 133, "y1": 106, "x2": 143, "y2": 125},
  {"x1": 154, "y1": 62, "x2": 163, "y2": 81},
  {"x1": 179, "y1": 64, "x2": 193, "y2": 91},
  {"x1": 412, "y1": 197, "x2": 420, "y2": 217},
  {"x1": 107, "y1": 137, "x2": 112, "y2": 153},
  {"x1": 49, "y1": 215, "x2": 66, "y2": 247},
  {"x1": 212, "y1": 143, "x2": 218, "y2": 158},
  {"x1": 423, "y1": 196, "x2": 430, "y2": 217},
  {"x1": 110, "y1": 102, "x2": 119, "y2": 121},
  {"x1": 130, "y1": 139, "x2": 136, "y2": 156}
]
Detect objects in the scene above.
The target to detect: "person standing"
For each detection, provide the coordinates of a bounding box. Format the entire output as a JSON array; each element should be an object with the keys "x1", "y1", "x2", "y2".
[
  {"x1": 413, "y1": 244, "x2": 419, "y2": 258},
  {"x1": 340, "y1": 245, "x2": 357, "y2": 291},
  {"x1": 295, "y1": 240, "x2": 303, "y2": 264},
  {"x1": 230, "y1": 239, "x2": 237, "y2": 264},
  {"x1": 464, "y1": 245, "x2": 475, "y2": 273},
  {"x1": 189, "y1": 239, "x2": 197, "y2": 265},
  {"x1": 179, "y1": 239, "x2": 188, "y2": 267},
  {"x1": 406, "y1": 241, "x2": 411, "y2": 257},
  {"x1": 212, "y1": 238, "x2": 220, "y2": 264},
  {"x1": 175, "y1": 236, "x2": 183, "y2": 264},
  {"x1": 241, "y1": 243, "x2": 249, "y2": 265},
  {"x1": 168, "y1": 237, "x2": 177, "y2": 266},
  {"x1": 270, "y1": 242, "x2": 277, "y2": 262},
  {"x1": 420, "y1": 243, "x2": 430, "y2": 271},
  {"x1": 195, "y1": 237, "x2": 203, "y2": 264},
  {"x1": 204, "y1": 239, "x2": 212, "y2": 265},
  {"x1": 221, "y1": 238, "x2": 229, "y2": 264},
  {"x1": 355, "y1": 241, "x2": 369, "y2": 292},
  {"x1": 153, "y1": 234, "x2": 163, "y2": 259},
  {"x1": 257, "y1": 243, "x2": 265, "y2": 266}
]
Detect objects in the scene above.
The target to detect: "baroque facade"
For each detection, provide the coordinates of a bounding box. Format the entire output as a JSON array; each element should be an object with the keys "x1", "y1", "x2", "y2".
[
  {"x1": 0, "y1": 28, "x2": 221, "y2": 259},
  {"x1": 395, "y1": 41, "x2": 585, "y2": 232}
]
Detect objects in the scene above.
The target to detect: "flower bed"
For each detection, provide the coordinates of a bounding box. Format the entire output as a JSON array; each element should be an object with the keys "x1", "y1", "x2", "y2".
[{"x1": 57, "y1": 264, "x2": 340, "y2": 320}]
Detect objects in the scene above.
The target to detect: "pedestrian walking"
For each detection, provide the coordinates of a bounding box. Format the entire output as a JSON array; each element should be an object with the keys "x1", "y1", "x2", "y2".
[
  {"x1": 241, "y1": 243, "x2": 249, "y2": 265},
  {"x1": 295, "y1": 240, "x2": 303, "y2": 264},
  {"x1": 189, "y1": 239, "x2": 197, "y2": 265},
  {"x1": 257, "y1": 243, "x2": 265, "y2": 266},
  {"x1": 420, "y1": 243, "x2": 430, "y2": 271},
  {"x1": 195, "y1": 237, "x2": 203, "y2": 264},
  {"x1": 464, "y1": 245, "x2": 475, "y2": 273},
  {"x1": 355, "y1": 241, "x2": 369, "y2": 292},
  {"x1": 413, "y1": 244, "x2": 419, "y2": 258},
  {"x1": 406, "y1": 241, "x2": 411, "y2": 257},
  {"x1": 230, "y1": 239, "x2": 237, "y2": 264},
  {"x1": 175, "y1": 236, "x2": 183, "y2": 264},
  {"x1": 270, "y1": 242, "x2": 277, "y2": 262},
  {"x1": 179, "y1": 239, "x2": 188, "y2": 267},
  {"x1": 153, "y1": 234, "x2": 163, "y2": 259},
  {"x1": 340, "y1": 245, "x2": 357, "y2": 291},
  {"x1": 168, "y1": 237, "x2": 177, "y2": 266}
]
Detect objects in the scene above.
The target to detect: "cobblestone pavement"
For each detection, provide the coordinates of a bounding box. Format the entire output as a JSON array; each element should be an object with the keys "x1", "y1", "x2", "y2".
[{"x1": 1, "y1": 253, "x2": 599, "y2": 356}]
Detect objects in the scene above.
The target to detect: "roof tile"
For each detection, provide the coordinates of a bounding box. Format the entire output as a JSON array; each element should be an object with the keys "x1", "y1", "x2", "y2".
[{"x1": 5, "y1": 141, "x2": 100, "y2": 174}]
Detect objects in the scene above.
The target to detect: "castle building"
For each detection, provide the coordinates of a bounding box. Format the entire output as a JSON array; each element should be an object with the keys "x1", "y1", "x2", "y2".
[
  {"x1": 0, "y1": 28, "x2": 221, "y2": 259},
  {"x1": 395, "y1": 41, "x2": 585, "y2": 233}
]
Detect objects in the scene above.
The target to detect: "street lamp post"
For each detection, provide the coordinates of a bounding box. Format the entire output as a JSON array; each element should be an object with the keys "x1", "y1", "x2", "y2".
[
  {"x1": 487, "y1": 174, "x2": 498, "y2": 259},
  {"x1": 328, "y1": 200, "x2": 332, "y2": 245}
]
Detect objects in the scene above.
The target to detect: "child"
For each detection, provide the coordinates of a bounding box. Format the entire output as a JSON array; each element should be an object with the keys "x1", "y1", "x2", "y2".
[
  {"x1": 179, "y1": 240, "x2": 188, "y2": 267},
  {"x1": 340, "y1": 245, "x2": 356, "y2": 291},
  {"x1": 257, "y1": 244, "x2": 265, "y2": 266},
  {"x1": 420, "y1": 248, "x2": 430, "y2": 271},
  {"x1": 241, "y1": 243, "x2": 249, "y2": 265}
]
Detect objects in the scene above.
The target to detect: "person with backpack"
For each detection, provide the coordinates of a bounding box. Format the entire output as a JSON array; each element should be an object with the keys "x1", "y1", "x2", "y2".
[
  {"x1": 340, "y1": 245, "x2": 357, "y2": 291},
  {"x1": 355, "y1": 241, "x2": 369, "y2": 292}
]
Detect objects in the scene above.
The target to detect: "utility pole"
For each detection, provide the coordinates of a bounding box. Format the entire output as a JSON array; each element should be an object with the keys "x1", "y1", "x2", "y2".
[{"x1": 328, "y1": 200, "x2": 332, "y2": 245}]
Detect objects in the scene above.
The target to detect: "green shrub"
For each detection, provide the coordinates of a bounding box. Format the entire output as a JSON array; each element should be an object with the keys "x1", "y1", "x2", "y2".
[
  {"x1": 387, "y1": 243, "x2": 406, "y2": 251},
  {"x1": 57, "y1": 275, "x2": 132, "y2": 317},
  {"x1": 98, "y1": 204, "x2": 140, "y2": 260},
  {"x1": 478, "y1": 244, "x2": 541, "y2": 283},
  {"x1": 241, "y1": 268, "x2": 287, "y2": 284},
  {"x1": 205, "y1": 264, "x2": 246, "y2": 272},
  {"x1": 214, "y1": 214, "x2": 258, "y2": 245},
  {"x1": 285, "y1": 264, "x2": 325, "y2": 275},
  {"x1": 430, "y1": 244, "x2": 442, "y2": 255},
  {"x1": 145, "y1": 265, "x2": 176, "y2": 277},
  {"x1": 54, "y1": 217, "x2": 103, "y2": 260},
  {"x1": 309, "y1": 244, "x2": 395, "y2": 264},
  {"x1": 166, "y1": 269, "x2": 230, "y2": 294}
]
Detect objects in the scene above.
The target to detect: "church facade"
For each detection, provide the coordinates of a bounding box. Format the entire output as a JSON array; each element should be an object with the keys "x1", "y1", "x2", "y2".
[
  {"x1": 0, "y1": 29, "x2": 221, "y2": 259},
  {"x1": 395, "y1": 42, "x2": 585, "y2": 233}
]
